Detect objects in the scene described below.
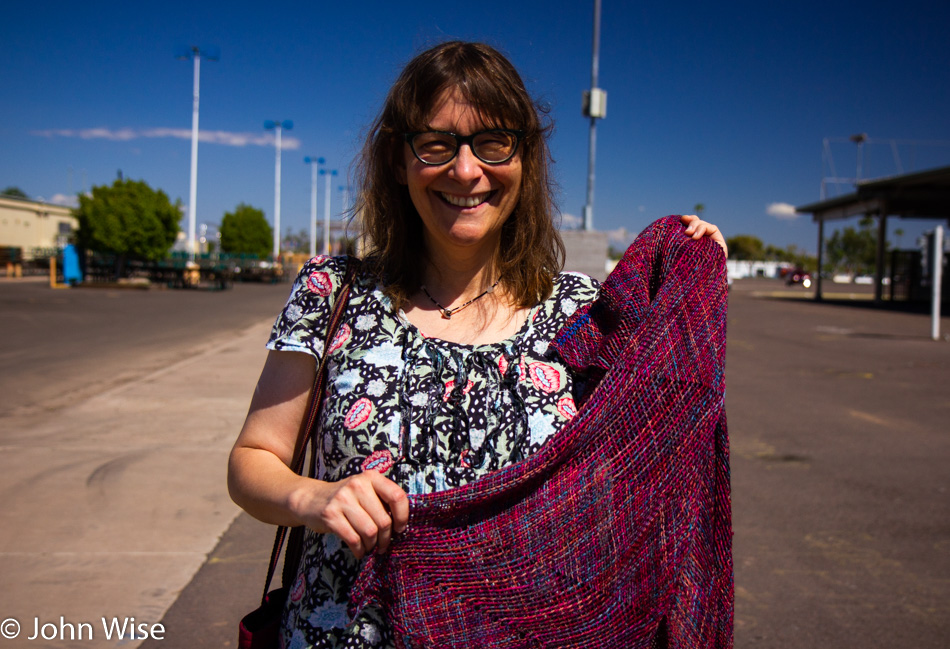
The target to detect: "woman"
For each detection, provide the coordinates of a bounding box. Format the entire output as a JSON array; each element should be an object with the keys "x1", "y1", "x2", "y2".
[{"x1": 229, "y1": 41, "x2": 726, "y2": 649}]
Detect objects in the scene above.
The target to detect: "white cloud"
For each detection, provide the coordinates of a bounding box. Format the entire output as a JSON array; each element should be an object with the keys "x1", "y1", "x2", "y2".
[
  {"x1": 46, "y1": 193, "x2": 79, "y2": 207},
  {"x1": 559, "y1": 212, "x2": 583, "y2": 229},
  {"x1": 766, "y1": 202, "x2": 799, "y2": 220},
  {"x1": 31, "y1": 127, "x2": 301, "y2": 150}
]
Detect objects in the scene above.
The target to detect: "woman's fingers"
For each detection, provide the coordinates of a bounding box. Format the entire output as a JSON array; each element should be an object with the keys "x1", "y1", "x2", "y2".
[
  {"x1": 312, "y1": 471, "x2": 409, "y2": 559},
  {"x1": 679, "y1": 214, "x2": 728, "y2": 257},
  {"x1": 359, "y1": 471, "x2": 409, "y2": 553},
  {"x1": 374, "y1": 473, "x2": 410, "y2": 534}
]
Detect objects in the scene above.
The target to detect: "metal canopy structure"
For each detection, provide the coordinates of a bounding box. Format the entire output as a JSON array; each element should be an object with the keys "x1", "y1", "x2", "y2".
[{"x1": 796, "y1": 164, "x2": 950, "y2": 302}]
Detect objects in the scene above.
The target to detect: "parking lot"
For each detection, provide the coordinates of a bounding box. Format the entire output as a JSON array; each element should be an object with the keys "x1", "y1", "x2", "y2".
[{"x1": 1, "y1": 276, "x2": 948, "y2": 648}]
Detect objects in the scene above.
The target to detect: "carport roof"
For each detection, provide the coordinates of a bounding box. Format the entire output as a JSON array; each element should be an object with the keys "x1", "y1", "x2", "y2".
[{"x1": 796, "y1": 164, "x2": 950, "y2": 222}]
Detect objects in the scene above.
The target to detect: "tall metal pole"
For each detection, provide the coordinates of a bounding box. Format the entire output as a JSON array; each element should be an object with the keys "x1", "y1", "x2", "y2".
[
  {"x1": 341, "y1": 185, "x2": 350, "y2": 217},
  {"x1": 177, "y1": 45, "x2": 219, "y2": 259},
  {"x1": 583, "y1": 0, "x2": 605, "y2": 231},
  {"x1": 188, "y1": 52, "x2": 200, "y2": 259},
  {"x1": 274, "y1": 123, "x2": 282, "y2": 259},
  {"x1": 178, "y1": 47, "x2": 217, "y2": 258},
  {"x1": 310, "y1": 160, "x2": 318, "y2": 257},
  {"x1": 304, "y1": 156, "x2": 325, "y2": 257},
  {"x1": 265, "y1": 120, "x2": 292, "y2": 259},
  {"x1": 321, "y1": 169, "x2": 337, "y2": 256}
]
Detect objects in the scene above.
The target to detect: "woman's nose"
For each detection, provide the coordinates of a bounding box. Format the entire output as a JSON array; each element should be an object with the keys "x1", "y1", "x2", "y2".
[{"x1": 448, "y1": 143, "x2": 482, "y2": 182}]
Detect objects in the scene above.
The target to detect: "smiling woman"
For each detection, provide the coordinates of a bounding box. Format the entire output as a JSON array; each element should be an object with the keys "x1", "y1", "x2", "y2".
[
  {"x1": 358, "y1": 42, "x2": 562, "y2": 319},
  {"x1": 227, "y1": 40, "x2": 729, "y2": 649}
]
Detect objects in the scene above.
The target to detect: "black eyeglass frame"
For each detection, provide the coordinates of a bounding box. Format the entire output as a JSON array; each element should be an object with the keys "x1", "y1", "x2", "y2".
[{"x1": 404, "y1": 129, "x2": 525, "y2": 166}]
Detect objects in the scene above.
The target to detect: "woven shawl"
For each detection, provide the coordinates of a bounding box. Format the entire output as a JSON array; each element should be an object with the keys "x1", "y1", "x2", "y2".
[{"x1": 351, "y1": 215, "x2": 733, "y2": 648}]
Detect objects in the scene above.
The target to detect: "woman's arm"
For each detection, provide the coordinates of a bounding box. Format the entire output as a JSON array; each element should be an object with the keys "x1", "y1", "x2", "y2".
[
  {"x1": 680, "y1": 214, "x2": 728, "y2": 258},
  {"x1": 228, "y1": 350, "x2": 409, "y2": 559}
]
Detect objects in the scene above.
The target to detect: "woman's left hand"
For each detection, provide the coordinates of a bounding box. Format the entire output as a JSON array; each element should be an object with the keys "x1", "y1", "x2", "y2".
[{"x1": 680, "y1": 214, "x2": 728, "y2": 258}]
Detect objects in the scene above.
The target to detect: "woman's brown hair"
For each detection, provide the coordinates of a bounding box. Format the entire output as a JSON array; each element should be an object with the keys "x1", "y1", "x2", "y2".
[{"x1": 353, "y1": 41, "x2": 564, "y2": 309}]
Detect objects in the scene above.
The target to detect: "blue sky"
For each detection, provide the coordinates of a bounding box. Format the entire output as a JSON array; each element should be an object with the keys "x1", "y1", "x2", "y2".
[{"x1": 2, "y1": 0, "x2": 949, "y2": 254}]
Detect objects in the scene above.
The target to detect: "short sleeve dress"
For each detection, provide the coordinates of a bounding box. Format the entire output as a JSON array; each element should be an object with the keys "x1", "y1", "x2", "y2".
[{"x1": 268, "y1": 255, "x2": 599, "y2": 649}]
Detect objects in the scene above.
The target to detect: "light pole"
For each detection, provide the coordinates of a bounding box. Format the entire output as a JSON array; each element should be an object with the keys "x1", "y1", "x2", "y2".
[
  {"x1": 265, "y1": 119, "x2": 293, "y2": 259},
  {"x1": 304, "y1": 156, "x2": 325, "y2": 257},
  {"x1": 320, "y1": 168, "x2": 338, "y2": 255},
  {"x1": 177, "y1": 46, "x2": 218, "y2": 259},
  {"x1": 582, "y1": 0, "x2": 607, "y2": 231},
  {"x1": 339, "y1": 184, "x2": 352, "y2": 216}
]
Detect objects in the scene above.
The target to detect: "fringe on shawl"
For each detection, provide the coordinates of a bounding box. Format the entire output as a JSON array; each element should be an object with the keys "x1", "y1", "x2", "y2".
[{"x1": 351, "y1": 215, "x2": 733, "y2": 649}]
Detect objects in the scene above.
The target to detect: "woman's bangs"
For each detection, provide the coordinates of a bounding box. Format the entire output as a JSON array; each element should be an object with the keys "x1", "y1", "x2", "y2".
[{"x1": 458, "y1": 76, "x2": 530, "y2": 132}]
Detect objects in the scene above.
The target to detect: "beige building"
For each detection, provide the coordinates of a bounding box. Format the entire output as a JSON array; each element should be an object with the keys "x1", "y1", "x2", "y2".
[{"x1": 0, "y1": 195, "x2": 77, "y2": 260}]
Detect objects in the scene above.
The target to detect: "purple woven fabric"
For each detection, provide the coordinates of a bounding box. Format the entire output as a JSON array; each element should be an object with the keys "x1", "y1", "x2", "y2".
[{"x1": 351, "y1": 215, "x2": 732, "y2": 648}]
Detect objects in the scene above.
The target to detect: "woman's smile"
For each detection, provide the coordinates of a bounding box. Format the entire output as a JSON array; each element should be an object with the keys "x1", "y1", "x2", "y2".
[{"x1": 438, "y1": 190, "x2": 496, "y2": 209}]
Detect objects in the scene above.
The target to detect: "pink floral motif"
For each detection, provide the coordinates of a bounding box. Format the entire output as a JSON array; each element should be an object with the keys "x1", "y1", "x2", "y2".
[
  {"x1": 306, "y1": 270, "x2": 333, "y2": 296},
  {"x1": 328, "y1": 322, "x2": 351, "y2": 354},
  {"x1": 527, "y1": 362, "x2": 561, "y2": 393},
  {"x1": 308, "y1": 254, "x2": 330, "y2": 265},
  {"x1": 557, "y1": 397, "x2": 578, "y2": 420},
  {"x1": 443, "y1": 378, "x2": 475, "y2": 401},
  {"x1": 361, "y1": 449, "x2": 394, "y2": 474},
  {"x1": 343, "y1": 398, "x2": 373, "y2": 429},
  {"x1": 290, "y1": 572, "x2": 306, "y2": 603},
  {"x1": 460, "y1": 448, "x2": 471, "y2": 468}
]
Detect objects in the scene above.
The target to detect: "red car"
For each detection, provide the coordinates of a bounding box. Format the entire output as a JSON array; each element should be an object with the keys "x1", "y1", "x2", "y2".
[{"x1": 786, "y1": 268, "x2": 812, "y2": 288}]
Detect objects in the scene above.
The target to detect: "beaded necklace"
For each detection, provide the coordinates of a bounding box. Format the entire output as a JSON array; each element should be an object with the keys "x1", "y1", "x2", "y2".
[{"x1": 420, "y1": 279, "x2": 501, "y2": 319}]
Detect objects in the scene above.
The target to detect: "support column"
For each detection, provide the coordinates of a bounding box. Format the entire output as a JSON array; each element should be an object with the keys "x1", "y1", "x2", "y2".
[
  {"x1": 815, "y1": 217, "x2": 825, "y2": 301},
  {"x1": 932, "y1": 224, "x2": 944, "y2": 341},
  {"x1": 874, "y1": 207, "x2": 888, "y2": 304}
]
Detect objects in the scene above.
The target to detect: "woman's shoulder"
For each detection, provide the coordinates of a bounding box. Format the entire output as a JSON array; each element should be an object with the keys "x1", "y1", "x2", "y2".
[
  {"x1": 521, "y1": 272, "x2": 599, "y2": 340},
  {"x1": 552, "y1": 271, "x2": 600, "y2": 304},
  {"x1": 267, "y1": 255, "x2": 368, "y2": 358},
  {"x1": 294, "y1": 253, "x2": 353, "y2": 286}
]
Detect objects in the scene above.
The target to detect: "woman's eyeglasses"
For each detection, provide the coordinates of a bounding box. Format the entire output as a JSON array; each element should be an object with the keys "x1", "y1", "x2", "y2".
[{"x1": 404, "y1": 129, "x2": 524, "y2": 165}]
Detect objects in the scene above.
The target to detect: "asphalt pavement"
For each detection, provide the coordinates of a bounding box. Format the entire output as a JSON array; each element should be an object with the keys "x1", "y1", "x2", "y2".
[{"x1": 1, "y1": 276, "x2": 947, "y2": 648}]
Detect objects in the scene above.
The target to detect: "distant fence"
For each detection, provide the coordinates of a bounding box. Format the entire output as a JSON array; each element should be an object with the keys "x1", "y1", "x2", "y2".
[{"x1": 75, "y1": 251, "x2": 289, "y2": 288}]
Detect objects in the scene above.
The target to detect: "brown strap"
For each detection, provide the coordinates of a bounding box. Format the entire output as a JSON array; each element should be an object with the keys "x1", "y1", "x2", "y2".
[{"x1": 260, "y1": 256, "x2": 361, "y2": 604}]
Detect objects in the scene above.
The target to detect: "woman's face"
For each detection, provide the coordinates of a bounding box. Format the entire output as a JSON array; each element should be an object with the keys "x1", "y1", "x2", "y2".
[{"x1": 399, "y1": 88, "x2": 522, "y2": 258}]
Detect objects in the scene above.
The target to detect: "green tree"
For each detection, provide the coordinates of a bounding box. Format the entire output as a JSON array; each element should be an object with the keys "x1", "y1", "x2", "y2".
[
  {"x1": 75, "y1": 179, "x2": 181, "y2": 274},
  {"x1": 219, "y1": 203, "x2": 272, "y2": 258},
  {"x1": 825, "y1": 220, "x2": 879, "y2": 275},
  {"x1": 725, "y1": 234, "x2": 765, "y2": 260},
  {"x1": 2, "y1": 186, "x2": 28, "y2": 199}
]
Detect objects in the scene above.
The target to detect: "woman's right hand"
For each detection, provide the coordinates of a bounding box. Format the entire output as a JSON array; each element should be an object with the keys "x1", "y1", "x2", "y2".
[
  {"x1": 228, "y1": 350, "x2": 409, "y2": 560},
  {"x1": 291, "y1": 471, "x2": 409, "y2": 559}
]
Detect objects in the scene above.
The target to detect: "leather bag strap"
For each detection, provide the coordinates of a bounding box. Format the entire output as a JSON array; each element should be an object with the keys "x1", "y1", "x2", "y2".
[{"x1": 259, "y1": 256, "x2": 360, "y2": 604}]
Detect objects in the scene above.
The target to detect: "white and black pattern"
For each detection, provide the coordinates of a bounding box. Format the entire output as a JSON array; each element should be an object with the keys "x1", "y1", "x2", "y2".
[{"x1": 269, "y1": 255, "x2": 599, "y2": 649}]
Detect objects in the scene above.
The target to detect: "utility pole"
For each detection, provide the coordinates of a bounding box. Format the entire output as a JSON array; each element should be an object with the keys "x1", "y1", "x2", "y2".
[
  {"x1": 264, "y1": 120, "x2": 293, "y2": 259},
  {"x1": 320, "y1": 168, "x2": 338, "y2": 255},
  {"x1": 582, "y1": 0, "x2": 607, "y2": 231},
  {"x1": 304, "y1": 156, "x2": 325, "y2": 257},
  {"x1": 177, "y1": 46, "x2": 218, "y2": 260}
]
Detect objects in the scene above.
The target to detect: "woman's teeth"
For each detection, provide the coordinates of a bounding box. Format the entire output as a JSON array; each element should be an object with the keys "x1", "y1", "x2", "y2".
[{"x1": 440, "y1": 192, "x2": 490, "y2": 208}]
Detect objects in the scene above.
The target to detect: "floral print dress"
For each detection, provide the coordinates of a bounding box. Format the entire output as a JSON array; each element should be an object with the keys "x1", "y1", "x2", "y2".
[{"x1": 268, "y1": 255, "x2": 599, "y2": 649}]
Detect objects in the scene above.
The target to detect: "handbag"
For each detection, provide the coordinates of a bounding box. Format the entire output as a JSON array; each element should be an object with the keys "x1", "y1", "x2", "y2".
[{"x1": 239, "y1": 257, "x2": 360, "y2": 649}]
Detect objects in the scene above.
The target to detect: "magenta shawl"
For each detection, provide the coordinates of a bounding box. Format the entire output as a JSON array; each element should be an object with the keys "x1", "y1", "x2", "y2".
[{"x1": 352, "y1": 215, "x2": 733, "y2": 648}]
